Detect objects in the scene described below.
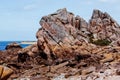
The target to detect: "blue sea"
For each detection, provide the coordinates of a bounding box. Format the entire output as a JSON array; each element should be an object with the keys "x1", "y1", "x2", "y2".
[{"x1": 0, "y1": 41, "x2": 31, "y2": 50}]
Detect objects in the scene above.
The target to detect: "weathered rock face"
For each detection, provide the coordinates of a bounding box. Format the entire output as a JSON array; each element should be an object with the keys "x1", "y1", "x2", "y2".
[
  {"x1": 36, "y1": 8, "x2": 90, "y2": 59},
  {"x1": 36, "y1": 8, "x2": 120, "y2": 60},
  {"x1": 89, "y1": 9, "x2": 120, "y2": 42}
]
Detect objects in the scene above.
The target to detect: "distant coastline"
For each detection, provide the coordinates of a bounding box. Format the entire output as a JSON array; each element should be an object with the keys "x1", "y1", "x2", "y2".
[{"x1": 20, "y1": 41, "x2": 37, "y2": 44}]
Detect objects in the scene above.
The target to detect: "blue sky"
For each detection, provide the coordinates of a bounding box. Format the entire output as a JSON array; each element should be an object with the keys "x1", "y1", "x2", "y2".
[{"x1": 0, "y1": 0, "x2": 120, "y2": 41}]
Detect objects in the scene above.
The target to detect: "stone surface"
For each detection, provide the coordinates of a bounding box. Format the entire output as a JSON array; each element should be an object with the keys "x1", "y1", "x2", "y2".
[
  {"x1": 36, "y1": 8, "x2": 90, "y2": 60},
  {"x1": 0, "y1": 65, "x2": 13, "y2": 80},
  {"x1": 0, "y1": 66, "x2": 4, "y2": 79},
  {"x1": 104, "y1": 75, "x2": 120, "y2": 80},
  {"x1": 100, "y1": 53, "x2": 114, "y2": 63},
  {"x1": 36, "y1": 8, "x2": 120, "y2": 62},
  {"x1": 116, "y1": 69, "x2": 120, "y2": 75},
  {"x1": 89, "y1": 9, "x2": 120, "y2": 43},
  {"x1": 5, "y1": 42, "x2": 22, "y2": 50},
  {"x1": 81, "y1": 66, "x2": 96, "y2": 75},
  {"x1": 18, "y1": 44, "x2": 39, "y2": 57}
]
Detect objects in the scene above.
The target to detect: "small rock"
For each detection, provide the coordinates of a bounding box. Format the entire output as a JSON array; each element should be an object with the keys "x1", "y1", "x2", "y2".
[
  {"x1": 75, "y1": 61, "x2": 87, "y2": 68},
  {"x1": 28, "y1": 51, "x2": 34, "y2": 56},
  {"x1": 95, "y1": 77, "x2": 104, "y2": 80},
  {"x1": 10, "y1": 74, "x2": 19, "y2": 79},
  {"x1": 53, "y1": 73, "x2": 65, "y2": 80},
  {"x1": 0, "y1": 66, "x2": 4, "y2": 79},
  {"x1": 30, "y1": 76, "x2": 49, "y2": 80},
  {"x1": 86, "y1": 77, "x2": 93, "y2": 80},
  {"x1": 81, "y1": 66, "x2": 96, "y2": 75},
  {"x1": 100, "y1": 53, "x2": 113, "y2": 63},
  {"x1": 51, "y1": 61, "x2": 69, "y2": 72},
  {"x1": 17, "y1": 77, "x2": 30, "y2": 80},
  {"x1": 0, "y1": 65, "x2": 13, "y2": 80},
  {"x1": 105, "y1": 75, "x2": 120, "y2": 80},
  {"x1": 31, "y1": 47, "x2": 38, "y2": 53},
  {"x1": 104, "y1": 69, "x2": 115, "y2": 76},
  {"x1": 116, "y1": 69, "x2": 120, "y2": 75}
]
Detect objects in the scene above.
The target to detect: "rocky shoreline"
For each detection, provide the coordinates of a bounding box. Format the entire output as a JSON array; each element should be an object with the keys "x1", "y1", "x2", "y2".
[{"x1": 0, "y1": 8, "x2": 120, "y2": 80}]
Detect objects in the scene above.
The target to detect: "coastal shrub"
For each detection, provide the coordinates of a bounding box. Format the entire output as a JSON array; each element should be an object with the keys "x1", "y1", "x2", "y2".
[
  {"x1": 92, "y1": 39, "x2": 111, "y2": 46},
  {"x1": 88, "y1": 33, "x2": 94, "y2": 43},
  {"x1": 88, "y1": 33, "x2": 111, "y2": 46}
]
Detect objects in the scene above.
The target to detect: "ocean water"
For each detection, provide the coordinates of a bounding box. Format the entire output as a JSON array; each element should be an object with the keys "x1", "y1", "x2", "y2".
[{"x1": 0, "y1": 41, "x2": 30, "y2": 50}]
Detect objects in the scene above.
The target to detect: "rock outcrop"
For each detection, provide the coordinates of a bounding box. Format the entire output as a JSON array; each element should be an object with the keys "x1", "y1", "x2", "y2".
[
  {"x1": 1, "y1": 8, "x2": 120, "y2": 80},
  {"x1": 36, "y1": 8, "x2": 120, "y2": 61},
  {"x1": 89, "y1": 9, "x2": 120, "y2": 43},
  {"x1": 36, "y1": 8, "x2": 91, "y2": 61}
]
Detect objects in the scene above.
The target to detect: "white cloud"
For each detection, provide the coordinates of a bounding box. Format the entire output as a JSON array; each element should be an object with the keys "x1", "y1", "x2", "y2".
[{"x1": 24, "y1": 4, "x2": 37, "y2": 11}]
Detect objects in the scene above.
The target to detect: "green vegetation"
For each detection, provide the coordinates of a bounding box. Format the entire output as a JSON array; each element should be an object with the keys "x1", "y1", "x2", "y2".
[
  {"x1": 88, "y1": 33, "x2": 111, "y2": 46},
  {"x1": 88, "y1": 33, "x2": 94, "y2": 43},
  {"x1": 92, "y1": 39, "x2": 111, "y2": 46}
]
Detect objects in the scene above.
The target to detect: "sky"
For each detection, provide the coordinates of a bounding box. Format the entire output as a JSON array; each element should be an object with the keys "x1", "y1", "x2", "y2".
[{"x1": 0, "y1": 0, "x2": 120, "y2": 41}]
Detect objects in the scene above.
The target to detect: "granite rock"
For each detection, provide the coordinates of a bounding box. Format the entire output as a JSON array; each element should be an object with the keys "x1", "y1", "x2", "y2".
[
  {"x1": 89, "y1": 10, "x2": 120, "y2": 43},
  {"x1": 36, "y1": 8, "x2": 90, "y2": 60},
  {"x1": 36, "y1": 8, "x2": 120, "y2": 61}
]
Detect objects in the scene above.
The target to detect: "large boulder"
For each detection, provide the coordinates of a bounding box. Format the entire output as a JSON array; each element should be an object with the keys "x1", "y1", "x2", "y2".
[{"x1": 36, "y1": 8, "x2": 90, "y2": 60}]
